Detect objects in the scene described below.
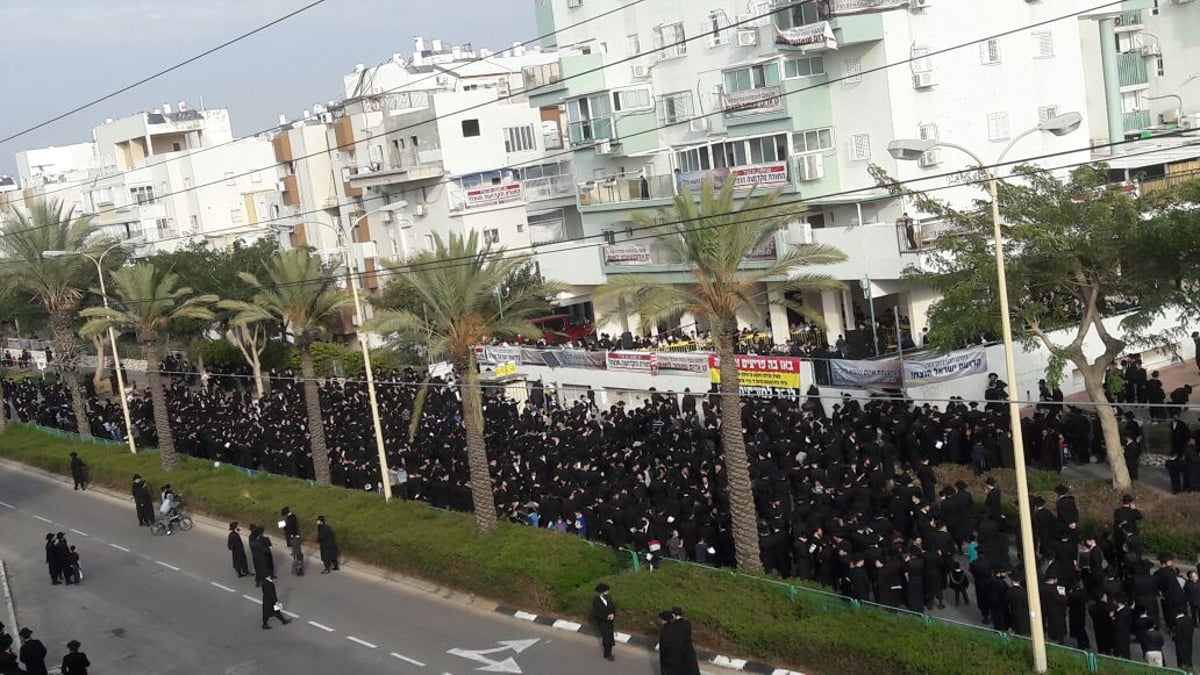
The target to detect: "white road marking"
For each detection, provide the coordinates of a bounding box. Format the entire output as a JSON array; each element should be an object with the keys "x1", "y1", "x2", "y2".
[
  {"x1": 211, "y1": 582, "x2": 236, "y2": 593},
  {"x1": 614, "y1": 632, "x2": 632, "y2": 643},
  {"x1": 513, "y1": 611, "x2": 538, "y2": 621},
  {"x1": 307, "y1": 620, "x2": 334, "y2": 632},
  {"x1": 69, "y1": 528, "x2": 89, "y2": 537},
  {"x1": 552, "y1": 619, "x2": 582, "y2": 632},
  {"x1": 32, "y1": 514, "x2": 53, "y2": 524},
  {"x1": 391, "y1": 652, "x2": 426, "y2": 667},
  {"x1": 282, "y1": 610, "x2": 301, "y2": 619},
  {"x1": 0, "y1": 501, "x2": 14, "y2": 508},
  {"x1": 155, "y1": 560, "x2": 180, "y2": 571},
  {"x1": 242, "y1": 594, "x2": 263, "y2": 605},
  {"x1": 347, "y1": 636, "x2": 378, "y2": 649},
  {"x1": 108, "y1": 543, "x2": 130, "y2": 552}
]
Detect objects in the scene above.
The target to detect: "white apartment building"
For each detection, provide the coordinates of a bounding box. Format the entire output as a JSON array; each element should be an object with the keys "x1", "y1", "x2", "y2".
[
  {"x1": 0, "y1": 174, "x2": 19, "y2": 219},
  {"x1": 13, "y1": 142, "x2": 98, "y2": 217},
  {"x1": 1078, "y1": 0, "x2": 1199, "y2": 148},
  {"x1": 525, "y1": 0, "x2": 1101, "y2": 351}
]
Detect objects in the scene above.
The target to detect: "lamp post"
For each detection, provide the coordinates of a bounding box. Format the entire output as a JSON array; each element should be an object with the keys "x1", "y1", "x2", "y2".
[
  {"x1": 887, "y1": 111, "x2": 1082, "y2": 674},
  {"x1": 277, "y1": 202, "x2": 406, "y2": 501},
  {"x1": 494, "y1": 285, "x2": 511, "y2": 320},
  {"x1": 44, "y1": 239, "x2": 144, "y2": 454},
  {"x1": 859, "y1": 276, "x2": 878, "y2": 356}
]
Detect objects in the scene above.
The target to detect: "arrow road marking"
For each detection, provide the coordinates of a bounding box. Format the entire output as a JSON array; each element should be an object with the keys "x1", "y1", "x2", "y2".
[{"x1": 448, "y1": 639, "x2": 539, "y2": 674}]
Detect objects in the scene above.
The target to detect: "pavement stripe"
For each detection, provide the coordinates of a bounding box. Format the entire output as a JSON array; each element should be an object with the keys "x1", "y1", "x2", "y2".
[
  {"x1": 155, "y1": 561, "x2": 181, "y2": 571},
  {"x1": 307, "y1": 620, "x2": 334, "y2": 632},
  {"x1": 711, "y1": 656, "x2": 748, "y2": 670},
  {"x1": 391, "y1": 652, "x2": 426, "y2": 667},
  {"x1": 282, "y1": 610, "x2": 301, "y2": 619},
  {"x1": 0, "y1": 501, "x2": 14, "y2": 508},
  {"x1": 347, "y1": 636, "x2": 377, "y2": 649},
  {"x1": 69, "y1": 528, "x2": 89, "y2": 537},
  {"x1": 211, "y1": 582, "x2": 236, "y2": 593},
  {"x1": 771, "y1": 670, "x2": 807, "y2": 675},
  {"x1": 32, "y1": 514, "x2": 53, "y2": 524},
  {"x1": 514, "y1": 610, "x2": 539, "y2": 621},
  {"x1": 552, "y1": 619, "x2": 582, "y2": 632},
  {"x1": 615, "y1": 632, "x2": 633, "y2": 643},
  {"x1": 242, "y1": 594, "x2": 263, "y2": 605},
  {"x1": 108, "y1": 543, "x2": 130, "y2": 552}
]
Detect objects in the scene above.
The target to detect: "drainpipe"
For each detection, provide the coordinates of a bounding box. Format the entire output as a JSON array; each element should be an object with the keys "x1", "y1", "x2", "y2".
[{"x1": 1098, "y1": 18, "x2": 1125, "y2": 152}]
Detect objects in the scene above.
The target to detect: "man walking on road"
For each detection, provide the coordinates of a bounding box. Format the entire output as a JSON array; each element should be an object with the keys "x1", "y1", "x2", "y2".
[
  {"x1": 592, "y1": 583, "x2": 616, "y2": 661},
  {"x1": 69, "y1": 452, "x2": 87, "y2": 491},
  {"x1": 44, "y1": 533, "x2": 61, "y2": 585},
  {"x1": 249, "y1": 525, "x2": 276, "y2": 586},
  {"x1": 228, "y1": 522, "x2": 250, "y2": 578},
  {"x1": 260, "y1": 577, "x2": 291, "y2": 630},
  {"x1": 316, "y1": 516, "x2": 340, "y2": 573},
  {"x1": 657, "y1": 608, "x2": 701, "y2": 675},
  {"x1": 60, "y1": 639, "x2": 90, "y2": 675},
  {"x1": 18, "y1": 628, "x2": 48, "y2": 675},
  {"x1": 132, "y1": 474, "x2": 154, "y2": 526}
]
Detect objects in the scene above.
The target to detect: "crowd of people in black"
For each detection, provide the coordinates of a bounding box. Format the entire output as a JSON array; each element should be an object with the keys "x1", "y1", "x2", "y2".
[{"x1": 2, "y1": 346, "x2": 1199, "y2": 667}]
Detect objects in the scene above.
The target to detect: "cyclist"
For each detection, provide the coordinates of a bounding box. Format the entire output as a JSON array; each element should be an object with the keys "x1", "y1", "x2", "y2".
[{"x1": 159, "y1": 485, "x2": 182, "y2": 535}]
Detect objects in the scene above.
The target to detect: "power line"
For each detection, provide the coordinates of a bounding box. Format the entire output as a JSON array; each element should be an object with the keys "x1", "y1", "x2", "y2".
[
  {"x1": 0, "y1": 0, "x2": 334, "y2": 148},
  {"x1": 12, "y1": 0, "x2": 1122, "y2": 248}
]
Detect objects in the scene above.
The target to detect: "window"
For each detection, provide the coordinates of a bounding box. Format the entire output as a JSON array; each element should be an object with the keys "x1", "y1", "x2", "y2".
[
  {"x1": 980, "y1": 39, "x2": 1001, "y2": 65},
  {"x1": 919, "y1": 123, "x2": 939, "y2": 142},
  {"x1": 793, "y1": 128, "x2": 834, "y2": 154},
  {"x1": 627, "y1": 33, "x2": 641, "y2": 56},
  {"x1": 1031, "y1": 31, "x2": 1054, "y2": 59},
  {"x1": 674, "y1": 133, "x2": 789, "y2": 172},
  {"x1": 172, "y1": 142, "x2": 182, "y2": 152},
  {"x1": 659, "y1": 91, "x2": 694, "y2": 125},
  {"x1": 784, "y1": 55, "x2": 825, "y2": 79},
  {"x1": 912, "y1": 46, "x2": 932, "y2": 73},
  {"x1": 775, "y1": 1, "x2": 825, "y2": 30},
  {"x1": 843, "y1": 57, "x2": 863, "y2": 84},
  {"x1": 1151, "y1": 0, "x2": 1159, "y2": 15},
  {"x1": 224, "y1": 171, "x2": 236, "y2": 186},
  {"x1": 1156, "y1": 54, "x2": 1165, "y2": 77},
  {"x1": 1121, "y1": 91, "x2": 1149, "y2": 114},
  {"x1": 483, "y1": 228, "x2": 500, "y2": 245},
  {"x1": 155, "y1": 218, "x2": 171, "y2": 237},
  {"x1": 1038, "y1": 105, "x2": 1060, "y2": 123},
  {"x1": 230, "y1": 209, "x2": 244, "y2": 225},
  {"x1": 705, "y1": 10, "x2": 731, "y2": 47},
  {"x1": 503, "y1": 125, "x2": 536, "y2": 152},
  {"x1": 986, "y1": 112, "x2": 1011, "y2": 141},
  {"x1": 461, "y1": 119, "x2": 481, "y2": 137},
  {"x1": 653, "y1": 22, "x2": 687, "y2": 59},
  {"x1": 848, "y1": 133, "x2": 872, "y2": 161},
  {"x1": 129, "y1": 185, "x2": 155, "y2": 205},
  {"x1": 566, "y1": 93, "x2": 614, "y2": 143},
  {"x1": 423, "y1": 234, "x2": 435, "y2": 252},
  {"x1": 723, "y1": 62, "x2": 780, "y2": 92},
  {"x1": 189, "y1": 215, "x2": 199, "y2": 231},
  {"x1": 611, "y1": 88, "x2": 652, "y2": 111}
]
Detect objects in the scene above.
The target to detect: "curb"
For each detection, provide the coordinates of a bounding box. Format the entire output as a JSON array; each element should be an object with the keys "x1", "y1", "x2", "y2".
[
  {"x1": 0, "y1": 560, "x2": 20, "y2": 648},
  {"x1": 491, "y1": 605, "x2": 805, "y2": 675}
]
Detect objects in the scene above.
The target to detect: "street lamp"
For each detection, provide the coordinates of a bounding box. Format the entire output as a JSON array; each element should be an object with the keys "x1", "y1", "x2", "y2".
[
  {"x1": 494, "y1": 285, "x2": 511, "y2": 320},
  {"x1": 887, "y1": 110, "x2": 1082, "y2": 674},
  {"x1": 275, "y1": 201, "x2": 407, "y2": 501},
  {"x1": 859, "y1": 276, "x2": 878, "y2": 356},
  {"x1": 44, "y1": 238, "x2": 144, "y2": 454}
]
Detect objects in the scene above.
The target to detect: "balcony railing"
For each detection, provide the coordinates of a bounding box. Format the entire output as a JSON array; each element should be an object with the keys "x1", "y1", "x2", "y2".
[
  {"x1": 896, "y1": 217, "x2": 971, "y2": 253},
  {"x1": 522, "y1": 62, "x2": 563, "y2": 91},
  {"x1": 1138, "y1": 168, "x2": 1200, "y2": 195},
  {"x1": 567, "y1": 117, "x2": 614, "y2": 146},
  {"x1": 578, "y1": 173, "x2": 675, "y2": 207},
  {"x1": 1115, "y1": 10, "x2": 1142, "y2": 27},
  {"x1": 720, "y1": 86, "x2": 785, "y2": 117},
  {"x1": 522, "y1": 174, "x2": 575, "y2": 202},
  {"x1": 448, "y1": 181, "x2": 525, "y2": 212},
  {"x1": 1122, "y1": 110, "x2": 1152, "y2": 134},
  {"x1": 1117, "y1": 52, "x2": 1148, "y2": 88}
]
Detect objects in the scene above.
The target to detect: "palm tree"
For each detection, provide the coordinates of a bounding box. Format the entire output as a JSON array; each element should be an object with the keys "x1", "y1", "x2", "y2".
[
  {"x1": 596, "y1": 179, "x2": 847, "y2": 572},
  {"x1": 221, "y1": 249, "x2": 351, "y2": 486},
  {"x1": 0, "y1": 200, "x2": 108, "y2": 438},
  {"x1": 80, "y1": 263, "x2": 216, "y2": 470},
  {"x1": 368, "y1": 232, "x2": 562, "y2": 531}
]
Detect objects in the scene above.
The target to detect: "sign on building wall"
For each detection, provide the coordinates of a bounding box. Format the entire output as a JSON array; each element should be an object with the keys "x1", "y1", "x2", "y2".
[
  {"x1": 829, "y1": 358, "x2": 903, "y2": 389},
  {"x1": 465, "y1": 183, "x2": 523, "y2": 208},
  {"x1": 603, "y1": 245, "x2": 652, "y2": 265},
  {"x1": 606, "y1": 350, "x2": 658, "y2": 375},
  {"x1": 775, "y1": 22, "x2": 838, "y2": 51},
  {"x1": 902, "y1": 349, "x2": 989, "y2": 385},
  {"x1": 721, "y1": 86, "x2": 784, "y2": 115},
  {"x1": 678, "y1": 162, "x2": 790, "y2": 194},
  {"x1": 831, "y1": 0, "x2": 910, "y2": 14},
  {"x1": 709, "y1": 354, "x2": 803, "y2": 397}
]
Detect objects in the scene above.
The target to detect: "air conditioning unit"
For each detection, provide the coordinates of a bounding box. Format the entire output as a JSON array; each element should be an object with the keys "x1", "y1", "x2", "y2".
[
  {"x1": 414, "y1": 204, "x2": 428, "y2": 216},
  {"x1": 912, "y1": 72, "x2": 936, "y2": 89},
  {"x1": 689, "y1": 118, "x2": 709, "y2": 132},
  {"x1": 631, "y1": 64, "x2": 650, "y2": 79},
  {"x1": 1139, "y1": 43, "x2": 1161, "y2": 56},
  {"x1": 911, "y1": 0, "x2": 930, "y2": 7},
  {"x1": 595, "y1": 139, "x2": 614, "y2": 155},
  {"x1": 787, "y1": 221, "x2": 813, "y2": 245},
  {"x1": 918, "y1": 148, "x2": 942, "y2": 167},
  {"x1": 380, "y1": 210, "x2": 394, "y2": 223},
  {"x1": 736, "y1": 30, "x2": 759, "y2": 47},
  {"x1": 567, "y1": 0, "x2": 583, "y2": 7},
  {"x1": 796, "y1": 154, "x2": 825, "y2": 181},
  {"x1": 1180, "y1": 115, "x2": 1196, "y2": 130},
  {"x1": 277, "y1": 181, "x2": 288, "y2": 192}
]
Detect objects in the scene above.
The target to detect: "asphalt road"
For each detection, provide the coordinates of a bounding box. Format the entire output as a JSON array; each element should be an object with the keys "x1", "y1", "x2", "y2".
[{"x1": 0, "y1": 462, "x2": 730, "y2": 675}]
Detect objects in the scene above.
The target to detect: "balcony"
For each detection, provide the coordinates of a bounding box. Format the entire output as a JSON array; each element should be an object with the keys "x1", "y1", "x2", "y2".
[
  {"x1": 522, "y1": 174, "x2": 575, "y2": 203},
  {"x1": 577, "y1": 173, "x2": 675, "y2": 210},
  {"x1": 347, "y1": 149, "x2": 445, "y2": 189},
  {"x1": 567, "y1": 117, "x2": 614, "y2": 146},
  {"x1": 1122, "y1": 110, "x2": 1152, "y2": 134},
  {"x1": 522, "y1": 62, "x2": 563, "y2": 92},
  {"x1": 1118, "y1": 52, "x2": 1149, "y2": 88},
  {"x1": 1115, "y1": 10, "x2": 1142, "y2": 28},
  {"x1": 721, "y1": 85, "x2": 786, "y2": 119}
]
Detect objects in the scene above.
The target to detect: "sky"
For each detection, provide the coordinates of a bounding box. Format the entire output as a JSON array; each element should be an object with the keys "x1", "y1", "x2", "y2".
[{"x1": 0, "y1": 0, "x2": 536, "y2": 176}]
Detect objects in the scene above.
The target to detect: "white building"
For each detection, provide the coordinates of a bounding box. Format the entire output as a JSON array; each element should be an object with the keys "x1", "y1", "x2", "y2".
[
  {"x1": 1078, "y1": 0, "x2": 1199, "y2": 148},
  {"x1": 14, "y1": 142, "x2": 97, "y2": 217},
  {"x1": 525, "y1": 0, "x2": 1100, "y2": 352}
]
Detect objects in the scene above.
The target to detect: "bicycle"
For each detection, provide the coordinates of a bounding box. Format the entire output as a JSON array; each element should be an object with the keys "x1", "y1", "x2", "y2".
[{"x1": 150, "y1": 493, "x2": 195, "y2": 536}]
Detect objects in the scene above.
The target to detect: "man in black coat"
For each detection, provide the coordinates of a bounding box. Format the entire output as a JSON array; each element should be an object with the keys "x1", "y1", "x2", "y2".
[
  {"x1": 17, "y1": 628, "x2": 48, "y2": 675},
  {"x1": 60, "y1": 640, "x2": 90, "y2": 675},
  {"x1": 249, "y1": 526, "x2": 276, "y2": 586},
  {"x1": 44, "y1": 533, "x2": 61, "y2": 585},
  {"x1": 131, "y1": 475, "x2": 154, "y2": 526},
  {"x1": 1154, "y1": 553, "x2": 1187, "y2": 628},
  {"x1": 592, "y1": 583, "x2": 616, "y2": 661},
  {"x1": 1040, "y1": 573, "x2": 1068, "y2": 644},
  {"x1": 316, "y1": 516, "x2": 340, "y2": 573},
  {"x1": 280, "y1": 507, "x2": 300, "y2": 541},
  {"x1": 1172, "y1": 610, "x2": 1194, "y2": 670},
  {"x1": 259, "y1": 577, "x2": 291, "y2": 629},
  {"x1": 69, "y1": 452, "x2": 87, "y2": 491},
  {"x1": 227, "y1": 522, "x2": 249, "y2": 578},
  {"x1": 657, "y1": 608, "x2": 701, "y2": 675}
]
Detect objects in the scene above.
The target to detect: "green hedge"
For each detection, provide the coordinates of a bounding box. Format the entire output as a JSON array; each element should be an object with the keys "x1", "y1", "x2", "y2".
[{"x1": 0, "y1": 425, "x2": 1171, "y2": 674}]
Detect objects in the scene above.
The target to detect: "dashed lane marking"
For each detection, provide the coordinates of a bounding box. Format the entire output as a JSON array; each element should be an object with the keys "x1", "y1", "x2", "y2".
[
  {"x1": 32, "y1": 514, "x2": 53, "y2": 524},
  {"x1": 282, "y1": 610, "x2": 301, "y2": 619},
  {"x1": 155, "y1": 560, "x2": 180, "y2": 571},
  {"x1": 307, "y1": 620, "x2": 334, "y2": 633},
  {"x1": 108, "y1": 543, "x2": 130, "y2": 552},
  {"x1": 347, "y1": 636, "x2": 378, "y2": 649},
  {"x1": 211, "y1": 582, "x2": 237, "y2": 593},
  {"x1": 242, "y1": 594, "x2": 263, "y2": 605},
  {"x1": 69, "y1": 528, "x2": 89, "y2": 537},
  {"x1": 0, "y1": 501, "x2": 14, "y2": 508},
  {"x1": 391, "y1": 652, "x2": 426, "y2": 667}
]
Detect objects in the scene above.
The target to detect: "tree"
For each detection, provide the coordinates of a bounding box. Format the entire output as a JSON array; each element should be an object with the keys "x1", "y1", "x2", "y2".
[
  {"x1": 79, "y1": 263, "x2": 216, "y2": 470},
  {"x1": 221, "y1": 249, "x2": 351, "y2": 486},
  {"x1": 0, "y1": 200, "x2": 110, "y2": 437},
  {"x1": 368, "y1": 232, "x2": 562, "y2": 531},
  {"x1": 594, "y1": 179, "x2": 847, "y2": 571},
  {"x1": 879, "y1": 164, "x2": 1200, "y2": 489}
]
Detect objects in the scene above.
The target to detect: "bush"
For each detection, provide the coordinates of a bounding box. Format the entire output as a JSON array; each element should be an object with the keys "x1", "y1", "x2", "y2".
[{"x1": 1, "y1": 425, "x2": 1146, "y2": 674}]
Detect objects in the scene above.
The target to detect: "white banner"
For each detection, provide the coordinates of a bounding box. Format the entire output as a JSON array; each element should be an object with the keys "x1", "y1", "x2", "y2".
[
  {"x1": 831, "y1": 0, "x2": 910, "y2": 14},
  {"x1": 903, "y1": 349, "x2": 989, "y2": 385},
  {"x1": 829, "y1": 358, "x2": 903, "y2": 389},
  {"x1": 775, "y1": 22, "x2": 838, "y2": 51}
]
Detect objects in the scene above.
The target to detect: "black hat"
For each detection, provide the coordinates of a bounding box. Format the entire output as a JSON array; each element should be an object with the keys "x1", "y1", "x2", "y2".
[
  {"x1": 1033, "y1": 496, "x2": 1046, "y2": 507},
  {"x1": 229, "y1": 522, "x2": 239, "y2": 530},
  {"x1": 658, "y1": 610, "x2": 674, "y2": 621},
  {"x1": 1121, "y1": 494, "x2": 1135, "y2": 504},
  {"x1": 1158, "y1": 552, "x2": 1173, "y2": 563},
  {"x1": 67, "y1": 640, "x2": 81, "y2": 650},
  {"x1": 595, "y1": 583, "x2": 610, "y2": 593},
  {"x1": 18, "y1": 628, "x2": 31, "y2": 638},
  {"x1": 1054, "y1": 485, "x2": 1068, "y2": 496},
  {"x1": 671, "y1": 606, "x2": 684, "y2": 616},
  {"x1": 985, "y1": 476, "x2": 996, "y2": 486}
]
